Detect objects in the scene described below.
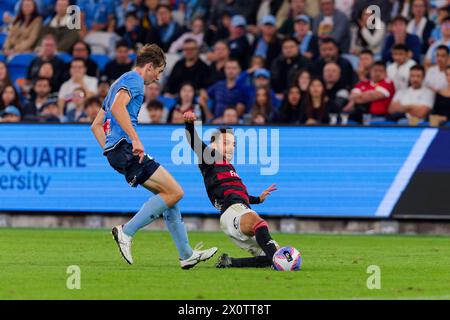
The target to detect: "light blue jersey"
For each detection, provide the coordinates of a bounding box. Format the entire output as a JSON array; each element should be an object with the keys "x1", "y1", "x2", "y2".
[{"x1": 103, "y1": 71, "x2": 144, "y2": 152}]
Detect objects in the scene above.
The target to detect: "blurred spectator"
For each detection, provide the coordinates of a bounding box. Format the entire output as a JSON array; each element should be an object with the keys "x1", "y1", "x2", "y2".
[
  {"x1": 239, "y1": 68, "x2": 280, "y2": 110},
  {"x1": 37, "y1": 62, "x2": 60, "y2": 93},
  {"x1": 202, "y1": 59, "x2": 249, "y2": 119},
  {"x1": 424, "y1": 16, "x2": 450, "y2": 68},
  {"x1": 425, "y1": 45, "x2": 450, "y2": 92},
  {"x1": 208, "y1": 0, "x2": 260, "y2": 27},
  {"x1": 0, "y1": 85, "x2": 22, "y2": 113},
  {"x1": 277, "y1": 85, "x2": 303, "y2": 124},
  {"x1": 251, "y1": 87, "x2": 275, "y2": 124},
  {"x1": 65, "y1": 87, "x2": 87, "y2": 122},
  {"x1": 0, "y1": 61, "x2": 13, "y2": 93},
  {"x1": 313, "y1": 0, "x2": 351, "y2": 53},
  {"x1": 312, "y1": 38, "x2": 356, "y2": 87},
  {"x1": 302, "y1": 77, "x2": 336, "y2": 124},
  {"x1": 58, "y1": 58, "x2": 98, "y2": 113},
  {"x1": 102, "y1": 40, "x2": 134, "y2": 82},
  {"x1": 70, "y1": 40, "x2": 100, "y2": 78},
  {"x1": 214, "y1": 106, "x2": 240, "y2": 125},
  {"x1": 146, "y1": 4, "x2": 184, "y2": 52},
  {"x1": 144, "y1": 99, "x2": 167, "y2": 124},
  {"x1": 138, "y1": 81, "x2": 174, "y2": 123},
  {"x1": 293, "y1": 68, "x2": 312, "y2": 93},
  {"x1": 39, "y1": 98, "x2": 64, "y2": 122},
  {"x1": 3, "y1": 0, "x2": 42, "y2": 56},
  {"x1": 207, "y1": 40, "x2": 230, "y2": 85},
  {"x1": 432, "y1": 65, "x2": 450, "y2": 120},
  {"x1": 168, "y1": 82, "x2": 211, "y2": 123},
  {"x1": 169, "y1": 17, "x2": 206, "y2": 53},
  {"x1": 141, "y1": 0, "x2": 160, "y2": 29},
  {"x1": 352, "y1": 0, "x2": 392, "y2": 23},
  {"x1": 382, "y1": 16, "x2": 422, "y2": 63},
  {"x1": 347, "y1": 61, "x2": 395, "y2": 122},
  {"x1": 356, "y1": 49, "x2": 375, "y2": 82},
  {"x1": 81, "y1": 96, "x2": 103, "y2": 123},
  {"x1": 387, "y1": 44, "x2": 417, "y2": 91},
  {"x1": 164, "y1": 38, "x2": 210, "y2": 95},
  {"x1": 227, "y1": 15, "x2": 251, "y2": 69},
  {"x1": 407, "y1": 0, "x2": 435, "y2": 54},
  {"x1": 116, "y1": 11, "x2": 147, "y2": 50},
  {"x1": 0, "y1": 106, "x2": 21, "y2": 123},
  {"x1": 430, "y1": 5, "x2": 450, "y2": 42},
  {"x1": 174, "y1": 0, "x2": 209, "y2": 26},
  {"x1": 278, "y1": 0, "x2": 308, "y2": 36},
  {"x1": 271, "y1": 37, "x2": 310, "y2": 95},
  {"x1": 78, "y1": 0, "x2": 115, "y2": 36},
  {"x1": 41, "y1": 0, "x2": 80, "y2": 53},
  {"x1": 204, "y1": 9, "x2": 231, "y2": 46},
  {"x1": 323, "y1": 62, "x2": 350, "y2": 111},
  {"x1": 27, "y1": 34, "x2": 67, "y2": 91},
  {"x1": 23, "y1": 77, "x2": 53, "y2": 116},
  {"x1": 293, "y1": 14, "x2": 320, "y2": 60},
  {"x1": 97, "y1": 76, "x2": 111, "y2": 103},
  {"x1": 389, "y1": 65, "x2": 435, "y2": 120},
  {"x1": 252, "y1": 15, "x2": 282, "y2": 68},
  {"x1": 350, "y1": 5, "x2": 386, "y2": 55}
]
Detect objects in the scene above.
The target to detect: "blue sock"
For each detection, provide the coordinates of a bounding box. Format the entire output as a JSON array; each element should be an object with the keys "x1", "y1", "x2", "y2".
[
  {"x1": 163, "y1": 204, "x2": 193, "y2": 260},
  {"x1": 123, "y1": 194, "x2": 168, "y2": 237}
]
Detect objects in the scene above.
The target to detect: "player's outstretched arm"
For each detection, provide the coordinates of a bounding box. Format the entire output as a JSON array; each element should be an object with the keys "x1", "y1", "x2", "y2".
[
  {"x1": 250, "y1": 184, "x2": 277, "y2": 204},
  {"x1": 91, "y1": 108, "x2": 106, "y2": 149},
  {"x1": 184, "y1": 111, "x2": 209, "y2": 161},
  {"x1": 111, "y1": 89, "x2": 145, "y2": 163}
]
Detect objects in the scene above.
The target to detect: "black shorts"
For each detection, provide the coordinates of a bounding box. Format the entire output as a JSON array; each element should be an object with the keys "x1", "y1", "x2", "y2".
[{"x1": 105, "y1": 140, "x2": 160, "y2": 187}]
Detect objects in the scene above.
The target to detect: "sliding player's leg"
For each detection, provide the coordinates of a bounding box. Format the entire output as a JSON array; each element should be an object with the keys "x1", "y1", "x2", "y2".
[
  {"x1": 142, "y1": 167, "x2": 218, "y2": 269},
  {"x1": 217, "y1": 204, "x2": 278, "y2": 268}
]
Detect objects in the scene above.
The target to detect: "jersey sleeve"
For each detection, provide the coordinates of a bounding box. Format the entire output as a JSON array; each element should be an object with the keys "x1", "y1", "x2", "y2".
[{"x1": 185, "y1": 122, "x2": 213, "y2": 162}]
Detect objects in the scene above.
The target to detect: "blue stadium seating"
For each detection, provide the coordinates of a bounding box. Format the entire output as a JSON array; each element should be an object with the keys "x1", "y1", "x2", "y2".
[
  {"x1": 0, "y1": 54, "x2": 6, "y2": 62},
  {"x1": 7, "y1": 53, "x2": 37, "y2": 83},
  {"x1": 90, "y1": 53, "x2": 110, "y2": 72},
  {"x1": 57, "y1": 52, "x2": 73, "y2": 64}
]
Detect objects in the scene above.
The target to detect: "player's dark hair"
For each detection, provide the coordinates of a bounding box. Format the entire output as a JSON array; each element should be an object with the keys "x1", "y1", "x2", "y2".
[
  {"x1": 392, "y1": 43, "x2": 410, "y2": 52},
  {"x1": 210, "y1": 126, "x2": 234, "y2": 144},
  {"x1": 136, "y1": 44, "x2": 166, "y2": 68},
  {"x1": 146, "y1": 99, "x2": 163, "y2": 110},
  {"x1": 410, "y1": 64, "x2": 425, "y2": 75},
  {"x1": 436, "y1": 45, "x2": 450, "y2": 55}
]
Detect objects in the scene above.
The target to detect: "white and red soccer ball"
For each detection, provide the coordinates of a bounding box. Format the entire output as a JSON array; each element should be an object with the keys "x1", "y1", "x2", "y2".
[{"x1": 272, "y1": 246, "x2": 302, "y2": 271}]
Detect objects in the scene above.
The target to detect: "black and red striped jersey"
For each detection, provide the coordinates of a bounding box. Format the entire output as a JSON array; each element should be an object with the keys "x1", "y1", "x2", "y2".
[{"x1": 185, "y1": 122, "x2": 260, "y2": 213}]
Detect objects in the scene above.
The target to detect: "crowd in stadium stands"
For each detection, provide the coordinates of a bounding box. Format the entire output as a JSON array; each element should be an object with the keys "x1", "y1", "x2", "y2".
[{"x1": 0, "y1": 0, "x2": 450, "y2": 126}]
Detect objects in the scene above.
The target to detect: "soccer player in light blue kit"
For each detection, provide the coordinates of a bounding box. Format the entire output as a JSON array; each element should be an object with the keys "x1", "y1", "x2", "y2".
[{"x1": 91, "y1": 44, "x2": 217, "y2": 269}]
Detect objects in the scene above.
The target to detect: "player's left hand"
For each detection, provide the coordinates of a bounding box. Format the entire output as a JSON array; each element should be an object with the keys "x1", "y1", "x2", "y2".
[{"x1": 259, "y1": 184, "x2": 277, "y2": 203}]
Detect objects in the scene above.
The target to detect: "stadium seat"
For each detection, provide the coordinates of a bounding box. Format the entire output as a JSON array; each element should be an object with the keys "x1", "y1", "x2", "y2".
[
  {"x1": 0, "y1": 32, "x2": 7, "y2": 49},
  {"x1": 0, "y1": 54, "x2": 5, "y2": 62},
  {"x1": 7, "y1": 53, "x2": 37, "y2": 83},
  {"x1": 90, "y1": 53, "x2": 110, "y2": 72},
  {"x1": 128, "y1": 52, "x2": 137, "y2": 62},
  {"x1": 56, "y1": 52, "x2": 73, "y2": 64}
]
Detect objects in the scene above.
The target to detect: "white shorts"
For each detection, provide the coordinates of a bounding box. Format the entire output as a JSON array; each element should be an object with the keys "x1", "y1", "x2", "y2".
[{"x1": 219, "y1": 203, "x2": 265, "y2": 257}]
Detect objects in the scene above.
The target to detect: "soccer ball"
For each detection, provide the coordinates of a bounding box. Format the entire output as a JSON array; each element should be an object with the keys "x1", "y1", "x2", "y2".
[{"x1": 272, "y1": 246, "x2": 302, "y2": 271}]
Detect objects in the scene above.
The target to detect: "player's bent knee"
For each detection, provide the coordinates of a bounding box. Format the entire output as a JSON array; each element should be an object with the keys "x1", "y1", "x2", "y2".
[{"x1": 240, "y1": 212, "x2": 265, "y2": 236}]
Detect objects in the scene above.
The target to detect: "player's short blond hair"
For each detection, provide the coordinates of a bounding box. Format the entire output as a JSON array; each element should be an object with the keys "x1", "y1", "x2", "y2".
[{"x1": 136, "y1": 44, "x2": 166, "y2": 68}]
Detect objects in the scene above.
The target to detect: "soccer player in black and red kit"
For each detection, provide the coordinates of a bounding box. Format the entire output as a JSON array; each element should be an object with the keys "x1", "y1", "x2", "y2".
[{"x1": 184, "y1": 111, "x2": 279, "y2": 268}]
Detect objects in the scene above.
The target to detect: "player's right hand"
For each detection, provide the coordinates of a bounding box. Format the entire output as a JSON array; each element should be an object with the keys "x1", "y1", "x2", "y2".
[
  {"x1": 183, "y1": 111, "x2": 197, "y2": 123},
  {"x1": 132, "y1": 139, "x2": 145, "y2": 163}
]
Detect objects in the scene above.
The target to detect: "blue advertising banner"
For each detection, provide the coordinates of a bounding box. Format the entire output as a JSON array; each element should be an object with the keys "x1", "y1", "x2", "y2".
[{"x1": 0, "y1": 124, "x2": 438, "y2": 217}]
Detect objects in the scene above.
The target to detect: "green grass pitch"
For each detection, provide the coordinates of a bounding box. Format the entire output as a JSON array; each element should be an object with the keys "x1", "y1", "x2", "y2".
[{"x1": 0, "y1": 228, "x2": 449, "y2": 300}]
